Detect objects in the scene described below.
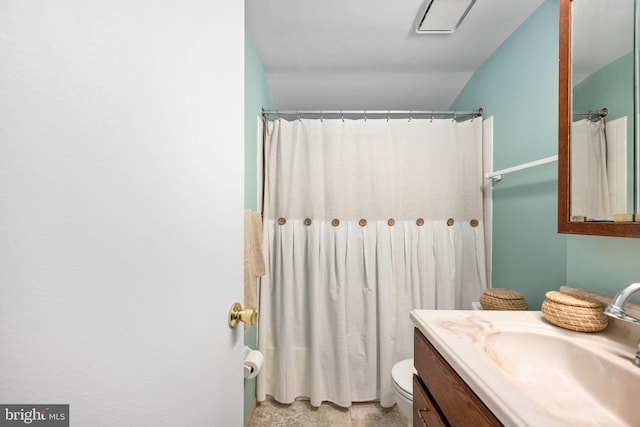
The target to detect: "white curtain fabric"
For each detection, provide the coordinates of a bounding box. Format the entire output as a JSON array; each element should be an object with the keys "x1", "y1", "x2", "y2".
[
  {"x1": 571, "y1": 118, "x2": 611, "y2": 220},
  {"x1": 257, "y1": 118, "x2": 487, "y2": 408}
]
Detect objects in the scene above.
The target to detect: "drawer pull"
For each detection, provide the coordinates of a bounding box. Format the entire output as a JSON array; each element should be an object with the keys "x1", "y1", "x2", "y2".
[
  {"x1": 418, "y1": 408, "x2": 431, "y2": 426},
  {"x1": 418, "y1": 408, "x2": 444, "y2": 427}
]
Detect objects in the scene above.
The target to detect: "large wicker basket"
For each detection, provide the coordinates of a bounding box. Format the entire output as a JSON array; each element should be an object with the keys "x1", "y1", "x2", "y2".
[
  {"x1": 479, "y1": 288, "x2": 528, "y2": 310},
  {"x1": 541, "y1": 291, "x2": 608, "y2": 332}
]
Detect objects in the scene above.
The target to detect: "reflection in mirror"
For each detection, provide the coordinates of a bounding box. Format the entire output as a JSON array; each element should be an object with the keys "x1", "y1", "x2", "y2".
[
  {"x1": 571, "y1": 0, "x2": 634, "y2": 222},
  {"x1": 570, "y1": 109, "x2": 612, "y2": 221},
  {"x1": 558, "y1": 0, "x2": 640, "y2": 237}
]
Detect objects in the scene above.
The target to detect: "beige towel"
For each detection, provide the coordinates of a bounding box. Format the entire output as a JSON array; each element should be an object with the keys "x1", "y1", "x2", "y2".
[{"x1": 244, "y1": 209, "x2": 265, "y2": 331}]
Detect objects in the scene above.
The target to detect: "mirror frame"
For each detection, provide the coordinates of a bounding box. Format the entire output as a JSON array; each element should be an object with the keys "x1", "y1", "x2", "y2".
[{"x1": 558, "y1": 0, "x2": 640, "y2": 237}]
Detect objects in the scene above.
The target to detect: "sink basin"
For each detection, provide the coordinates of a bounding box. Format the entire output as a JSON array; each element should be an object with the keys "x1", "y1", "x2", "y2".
[
  {"x1": 412, "y1": 310, "x2": 640, "y2": 426},
  {"x1": 484, "y1": 330, "x2": 640, "y2": 426}
]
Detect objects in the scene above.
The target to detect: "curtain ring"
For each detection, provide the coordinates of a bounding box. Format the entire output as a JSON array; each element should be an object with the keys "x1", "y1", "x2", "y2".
[
  {"x1": 430, "y1": 113, "x2": 434, "y2": 123},
  {"x1": 320, "y1": 113, "x2": 323, "y2": 123},
  {"x1": 364, "y1": 110, "x2": 367, "y2": 122},
  {"x1": 341, "y1": 110, "x2": 344, "y2": 123},
  {"x1": 386, "y1": 111, "x2": 390, "y2": 122},
  {"x1": 452, "y1": 111, "x2": 457, "y2": 122},
  {"x1": 277, "y1": 112, "x2": 281, "y2": 122},
  {"x1": 297, "y1": 111, "x2": 301, "y2": 122},
  {"x1": 408, "y1": 111, "x2": 412, "y2": 122}
]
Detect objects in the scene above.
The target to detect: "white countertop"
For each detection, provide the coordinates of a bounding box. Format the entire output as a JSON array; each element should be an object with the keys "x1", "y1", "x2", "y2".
[{"x1": 410, "y1": 309, "x2": 640, "y2": 427}]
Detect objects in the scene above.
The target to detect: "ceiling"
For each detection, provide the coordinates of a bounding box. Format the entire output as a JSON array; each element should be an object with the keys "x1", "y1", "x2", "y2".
[
  {"x1": 245, "y1": 0, "x2": 545, "y2": 111},
  {"x1": 572, "y1": 0, "x2": 634, "y2": 85}
]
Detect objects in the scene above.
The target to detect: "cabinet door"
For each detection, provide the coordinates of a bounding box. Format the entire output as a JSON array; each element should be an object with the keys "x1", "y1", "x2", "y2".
[
  {"x1": 414, "y1": 328, "x2": 502, "y2": 426},
  {"x1": 413, "y1": 376, "x2": 447, "y2": 427}
]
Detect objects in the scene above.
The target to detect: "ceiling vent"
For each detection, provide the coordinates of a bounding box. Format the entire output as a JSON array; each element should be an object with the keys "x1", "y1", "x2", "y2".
[{"x1": 415, "y1": 0, "x2": 476, "y2": 34}]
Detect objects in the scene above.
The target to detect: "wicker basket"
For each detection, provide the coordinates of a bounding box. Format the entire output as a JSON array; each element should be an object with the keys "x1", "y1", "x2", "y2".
[
  {"x1": 479, "y1": 288, "x2": 528, "y2": 311},
  {"x1": 541, "y1": 291, "x2": 608, "y2": 332}
]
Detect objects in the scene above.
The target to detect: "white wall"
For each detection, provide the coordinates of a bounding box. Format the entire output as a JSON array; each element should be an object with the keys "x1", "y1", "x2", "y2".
[
  {"x1": 605, "y1": 117, "x2": 627, "y2": 215},
  {"x1": 0, "y1": 1, "x2": 244, "y2": 425}
]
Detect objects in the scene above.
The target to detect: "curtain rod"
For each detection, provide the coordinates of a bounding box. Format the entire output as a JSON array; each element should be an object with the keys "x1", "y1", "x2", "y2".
[
  {"x1": 573, "y1": 108, "x2": 608, "y2": 118},
  {"x1": 485, "y1": 155, "x2": 558, "y2": 182},
  {"x1": 262, "y1": 108, "x2": 483, "y2": 120}
]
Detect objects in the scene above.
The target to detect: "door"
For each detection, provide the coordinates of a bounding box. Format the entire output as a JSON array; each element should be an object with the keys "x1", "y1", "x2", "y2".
[{"x1": 0, "y1": 1, "x2": 245, "y2": 426}]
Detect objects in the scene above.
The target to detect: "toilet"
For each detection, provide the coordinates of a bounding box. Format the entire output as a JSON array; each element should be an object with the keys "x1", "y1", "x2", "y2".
[{"x1": 391, "y1": 358, "x2": 416, "y2": 427}]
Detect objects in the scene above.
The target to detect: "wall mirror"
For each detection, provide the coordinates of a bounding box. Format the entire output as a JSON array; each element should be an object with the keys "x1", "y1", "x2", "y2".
[{"x1": 558, "y1": 0, "x2": 640, "y2": 237}]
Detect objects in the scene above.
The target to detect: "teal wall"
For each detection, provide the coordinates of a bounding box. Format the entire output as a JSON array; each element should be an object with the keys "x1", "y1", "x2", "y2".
[
  {"x1": 245, "y1": 32, "x2": 274, "y2": 212},
  {"x1": 450, "y1": 0, "x2": 566, "y2": 309},
  {"x1": 573, "y1": 52, "x2": 633, "y2": 126},
  {"x1": 567, "y1": 235, "x2": 640, "y2": 301},
  {"x1": 243, "y1": 31, "x2": 274, "y2": 426},
  {"x1": 452, "y1": 0, "x2": 640, "y2": 307}
]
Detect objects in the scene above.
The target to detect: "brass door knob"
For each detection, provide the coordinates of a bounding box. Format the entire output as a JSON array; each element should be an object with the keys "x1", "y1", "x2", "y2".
[{"x1": 228, "y1": 302, "x2": 259, "y2": 328}]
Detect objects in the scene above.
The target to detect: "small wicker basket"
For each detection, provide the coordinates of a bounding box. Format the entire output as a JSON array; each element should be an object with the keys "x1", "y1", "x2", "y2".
[
  {"x1": 479, "y1": 288, "x2": 528, "y2": 311},
  {"x1": 541, "y1": 291, "x2": 608, "y2": 332}
]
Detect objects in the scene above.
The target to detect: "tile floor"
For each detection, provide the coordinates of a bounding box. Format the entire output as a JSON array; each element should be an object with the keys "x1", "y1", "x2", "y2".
[{"x1": 248, "y1": 399, "x2": 406, "y2": 427}]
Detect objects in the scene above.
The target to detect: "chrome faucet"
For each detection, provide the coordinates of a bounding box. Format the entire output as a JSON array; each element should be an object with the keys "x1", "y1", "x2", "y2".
[{"x1": 604, "y1": 282, "x2": 640, "y2": 367}]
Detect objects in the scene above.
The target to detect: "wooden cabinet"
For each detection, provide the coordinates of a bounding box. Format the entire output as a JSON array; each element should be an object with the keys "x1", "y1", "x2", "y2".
[
  {"x1": 412, "y1": 375, "x2": 447, "y2": 427},
  {"x1": 413, "y1": 328, "x2": 503, "y2": 427}
]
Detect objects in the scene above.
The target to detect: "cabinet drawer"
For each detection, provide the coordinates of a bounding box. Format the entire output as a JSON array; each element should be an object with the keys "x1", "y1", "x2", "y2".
[
  {"x1": 413, "y1": 375, "x2": 447, "y2": 427},
  {"x1": 414, "y1": 328, "x2": 502, "y2": 427}
]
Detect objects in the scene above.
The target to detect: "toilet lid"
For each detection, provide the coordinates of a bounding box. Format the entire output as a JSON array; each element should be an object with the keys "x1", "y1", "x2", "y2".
[{"x1": 391, "y1": 358, "x2": 416, "y2": 395}]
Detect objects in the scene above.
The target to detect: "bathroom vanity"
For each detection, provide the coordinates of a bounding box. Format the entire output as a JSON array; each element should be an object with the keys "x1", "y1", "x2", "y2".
[
  {"x1": 413, "y1": 327, "x2": 501, "y2": 426},
  {"x1": 411, "y1": 309, "x2": 640, "y2": 427}
]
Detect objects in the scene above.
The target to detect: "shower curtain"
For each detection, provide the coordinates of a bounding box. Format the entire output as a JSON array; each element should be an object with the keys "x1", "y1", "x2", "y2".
[
  {"x1": 257, "y1": 117, "x2": 487, "y2": 408},
  {"x1": 571, "y1": 118, "x2": 610, "y2": 220}
]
